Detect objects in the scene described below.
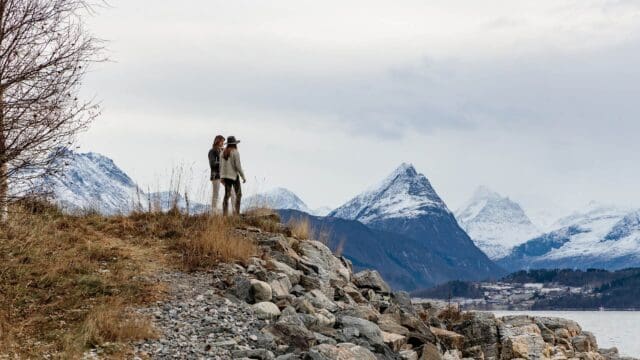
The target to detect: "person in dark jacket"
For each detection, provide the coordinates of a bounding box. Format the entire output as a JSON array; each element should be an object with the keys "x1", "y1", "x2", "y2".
[{"x1": 208, "y1": 135, "x2": 226, "y2": 214}]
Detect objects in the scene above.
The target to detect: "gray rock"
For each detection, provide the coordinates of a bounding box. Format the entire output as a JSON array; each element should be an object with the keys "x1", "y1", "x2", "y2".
[
  {"x1": 337, "y1": 315, "x2": 384, "y2": 345},
  {"x1": 499, "y1": 316, "x2": 550, "y2": 360},
  {"x1": 452, "y1": 311, "x2": 499, "y2": 360},
  {"x1": 251, "y1": 279, "x2": 273, "y2": 303},
  {"x1": 304, "y1": 289, "x2": 338, "y2": 313},
  {"x1": 270, "y1": 275, "x2": 293, "y2": 298},
  {"x1": 263, "y1": 322, "x2": 316, "y2": 351},
  {"x1": 253, "y1": 302, "x2": 281, "y2": 320},
  {"x1": 353, "y1": 270, "x2": 391, "y2": 294},
  {"x1": 269, "y1": 259, "x2": 302, "y2": 285},
  {"x1": 390, "y1": 291, "x2": 416, "y2": 315},
  {"x1": 297, "y1": 240, "x2": 351, "y2": 284},
  {"x1": 572, "y1": 331, "x2": 598, "y2": 353}
]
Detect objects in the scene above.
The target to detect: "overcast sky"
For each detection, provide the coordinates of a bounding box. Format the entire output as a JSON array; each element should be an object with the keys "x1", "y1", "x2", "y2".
[{"x1": 79, "y1": 0, "x2": 640, "y2": 223}]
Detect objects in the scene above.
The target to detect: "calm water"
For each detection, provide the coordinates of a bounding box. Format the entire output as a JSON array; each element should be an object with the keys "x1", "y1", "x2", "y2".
[{"x1": 492, "y1": 311, "x2": 640, "y2": 357}]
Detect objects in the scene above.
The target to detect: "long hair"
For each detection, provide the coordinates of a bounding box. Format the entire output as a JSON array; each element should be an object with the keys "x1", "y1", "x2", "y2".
[
  {"x1": 223, "y1": 144, "x2": 237, "y2": 160},
  {"x1": 213, "y1": 135, "x2": 225, "y2": 149}
]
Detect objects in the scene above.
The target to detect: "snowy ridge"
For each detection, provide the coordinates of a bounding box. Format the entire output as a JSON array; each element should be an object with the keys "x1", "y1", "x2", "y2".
[
  {"x1": 499, "y1": 202, "x2": 640, "y2": 270},
  {"x1": 38, "y1": 150, "x2": 207, "y2": 215},
  {"x1": 41, "y1": 150, "x2": 141, "y2": 214},
  {"x1": 330, "y1": 163, "x2": 450, "y2": 223},
  {"x1": 455, "y1": 186, "x2": 541, "y2": 260},
  {"x1": 243, "y1": 187, "x2": 311, "y2": 213}
]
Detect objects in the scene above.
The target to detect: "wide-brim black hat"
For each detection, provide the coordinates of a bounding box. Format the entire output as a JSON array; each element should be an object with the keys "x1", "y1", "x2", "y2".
[{"x1": 226, "y1": 136, "x2": 241, "y2": 145}]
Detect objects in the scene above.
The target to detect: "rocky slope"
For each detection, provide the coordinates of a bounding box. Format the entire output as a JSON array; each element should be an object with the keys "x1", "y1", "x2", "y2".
[
  {"x1": 498, "y1": 203, "x2": 640, "y2": 272},
  {"x1": 331, "y1": 164, "x2": 505, "y2": 285},
  {"x1": 124, "y1": 214, "x2": 632, "y2": 360},
  {"x1": 455, "y1": 187, "x2": 541, "y2": 260}
]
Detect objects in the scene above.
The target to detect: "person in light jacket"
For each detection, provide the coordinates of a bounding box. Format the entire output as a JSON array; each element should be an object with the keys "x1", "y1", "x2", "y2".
[{"x1": 220, "y1": 136, "x2": 246, "y2": 216}]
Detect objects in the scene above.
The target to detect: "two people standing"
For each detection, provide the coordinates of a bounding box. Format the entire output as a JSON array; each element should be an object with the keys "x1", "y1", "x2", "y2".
[{"x1": 208, "y1": 135, "x2": 246, "y2": 216}]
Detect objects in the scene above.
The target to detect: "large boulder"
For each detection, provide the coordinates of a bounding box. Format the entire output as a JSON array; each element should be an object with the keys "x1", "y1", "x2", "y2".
[
  {"x1": 430, "y1": 327, "x2": 464, "y2": 351},
  {"x1": 270, "y1": 274, "x2": 293, "y2": 298},
  {"x1": 269, "y1": 259, "x2": 303, "y2": 285},
  {"x1": 451, "y1": 312, "x2": 500, "y2": 360},
  {"x1": 251, "y1": 279, "x2": 274, "y2": 302},
  {"x1": 337, "y1": 315, "x2": 385, "y2": 346},
  {"x1": 263, "y1": 321, "x2": 316, "y2": 351},
  {"x1": 253, "y1": 301, "x2": 281, "y2": 320},
  {"x1": 382, "y1": 331, "x2": 407, "y2": 352},
  {"x1": 499, "y1": 316, "x2": 552, "y2": 360},
  {"x1": 353, "y1": 270, "x2": 392, "y2": 294},
  {"x1": 296, "y1": 240, "x2": 351, "y2": 286},
  {"x1": 377, "y1": 313, "x2": 410, "y2": 336},
  {"x1": 535, "y1": 317, "x2": 582, "y2": 338},
  {"x1": 572, "y1": 331, "x2": 598, "y2": 353},
  {"x1": 304, "y1": 289, "x2": 339, "y2": 313}
]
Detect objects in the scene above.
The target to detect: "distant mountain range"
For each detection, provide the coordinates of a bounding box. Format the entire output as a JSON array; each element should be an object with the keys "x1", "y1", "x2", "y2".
[
  {"x1": 455, "y1": 188, "x2": 640, "y2": 273},
  {"x1": 455, "y1": 186, "x2": 541, "y2": 260},
  {"x1": 498, "y1": 203, "x2": 640, "y2": 271},
  {"x1": 36, "y1": 149, "x2": 640, "y2": 288}
]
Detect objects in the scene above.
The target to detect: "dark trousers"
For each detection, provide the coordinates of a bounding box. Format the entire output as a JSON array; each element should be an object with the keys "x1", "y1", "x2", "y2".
[{"x1": 222, "y1": 177, "x2": 242, "y2": 216}]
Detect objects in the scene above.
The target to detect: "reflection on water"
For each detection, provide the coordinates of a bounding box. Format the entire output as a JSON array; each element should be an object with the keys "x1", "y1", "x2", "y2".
[{"x1": 491, "y1": 311, "x2": 639, "y2": 357}]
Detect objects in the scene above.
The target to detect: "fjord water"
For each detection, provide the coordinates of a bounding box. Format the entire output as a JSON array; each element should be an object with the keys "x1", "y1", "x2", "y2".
[{"x1": 492, "y1": 311, "x2": 640, "y2": 357}]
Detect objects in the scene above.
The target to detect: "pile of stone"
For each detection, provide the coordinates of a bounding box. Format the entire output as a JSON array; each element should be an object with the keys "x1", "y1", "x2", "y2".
[{"x1": 130, "y1": 216, "x2": 637, "y2": 360}]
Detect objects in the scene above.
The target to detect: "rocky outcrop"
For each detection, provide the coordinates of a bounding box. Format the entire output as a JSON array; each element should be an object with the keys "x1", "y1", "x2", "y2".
[{"x1": 134, "y1": 215, "x2": 637, "y2": 360}]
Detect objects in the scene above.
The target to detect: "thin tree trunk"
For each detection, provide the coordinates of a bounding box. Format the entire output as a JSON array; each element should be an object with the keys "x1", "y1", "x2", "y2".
[{"x1": 0, "y1": 87, "x2": 7, "y2": 223}]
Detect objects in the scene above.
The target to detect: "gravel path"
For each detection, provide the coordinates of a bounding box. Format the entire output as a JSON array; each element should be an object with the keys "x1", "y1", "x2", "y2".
[{"x1": 131, "y1": 271, "x2": 274, "y2": 360}]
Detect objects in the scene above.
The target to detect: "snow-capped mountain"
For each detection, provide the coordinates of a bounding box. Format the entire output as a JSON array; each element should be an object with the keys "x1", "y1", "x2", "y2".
[
  {"x1": 331, "y1": 163, "x2": 449, "y2": 223},
  {"x1": 243, "y1": 187, "x2": 311, "y2": 213},
  {"x1": 38, "y1": 150, "x2": 206, "y2": 214},
  {"x1": 455, "y1": 186, "x2": 541, "y2": 260},
  {"x1": 331, "y1": 163, "x2": 505, "y2": 285},
  {"x1": 498, "y1": 202, "x2": 640, "y2": 271},
  {"x1": 39, "y1": 150, "x2": 141, "y2": 214}
]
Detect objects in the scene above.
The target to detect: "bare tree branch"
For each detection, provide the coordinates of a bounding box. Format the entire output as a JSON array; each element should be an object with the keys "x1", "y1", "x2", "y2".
[{"x1": 0, "y1": 0, "x2": 105, "y2": 220}]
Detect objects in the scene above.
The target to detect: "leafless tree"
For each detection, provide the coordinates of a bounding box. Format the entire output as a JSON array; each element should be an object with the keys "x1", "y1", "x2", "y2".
[{"x1": 0, "y1": 0, "x2": 104, "y2": 220}]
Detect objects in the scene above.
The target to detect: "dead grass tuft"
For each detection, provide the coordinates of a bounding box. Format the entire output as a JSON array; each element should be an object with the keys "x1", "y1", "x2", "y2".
[
  {"x1": 172, "y1": 215, "x2": 257, "y2": 270},
  {"x1": 243, "y1": 207, "x2": 284, "y2": 234},
  {"x1": 79, "y1": 300, "x2": 158, "y2": 348},
  {"x1": 288, "y1": 216, "x2": 311, "y2": 240}
]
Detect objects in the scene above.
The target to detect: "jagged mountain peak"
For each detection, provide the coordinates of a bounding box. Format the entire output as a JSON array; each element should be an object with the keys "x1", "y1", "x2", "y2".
[
  {"x1": 455, "y1": 187, "x2": 540, "y2": 260},
  {"x1": 470, "y1": 185, "x2": 501, "y2": 201},
  {"x1": 330, "y1": 163, "x2": 449, "y2": 224}
]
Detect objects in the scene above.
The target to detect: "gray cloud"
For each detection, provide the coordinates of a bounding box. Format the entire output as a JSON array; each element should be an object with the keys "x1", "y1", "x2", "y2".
[{"x1": 79, "y1": 0, "x2": 640, "y2": 219}]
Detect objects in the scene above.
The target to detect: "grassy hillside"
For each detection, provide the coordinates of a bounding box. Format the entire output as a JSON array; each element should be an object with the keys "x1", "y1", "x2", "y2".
[{"x1": 0, "y1": 200, "x2": 262, "y2": 358}]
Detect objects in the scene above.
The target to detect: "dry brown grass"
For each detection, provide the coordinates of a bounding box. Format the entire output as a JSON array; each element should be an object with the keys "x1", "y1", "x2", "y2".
[
  {"x1": 243, "y1": 207, "x2": 285, "y2": 234},
  {"x1": 0, "y1": 199, "x2": 274, "y2": 358},
  {"x1": 288, "y1": 216, "x2": 311, "y2": 240},
  {"x1": 79, "y1": 300, "x2": 158, "y2": 348},
  {"x1": 0, "y1": 201, "x2": 166, "y2": 357},
  {"x1": 172, "y1": 215, "x2": 257, "y2": 270}
]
